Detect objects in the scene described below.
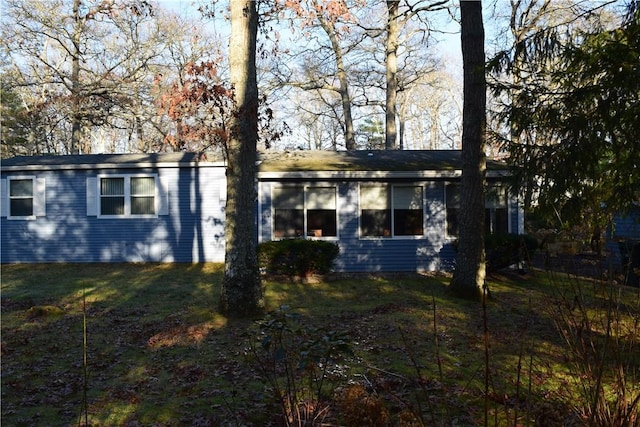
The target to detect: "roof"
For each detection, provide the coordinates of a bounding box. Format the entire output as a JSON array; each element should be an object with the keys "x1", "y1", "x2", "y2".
[
  {"x1": 0, "y1": 152, "x2": 224, "y2": 171},
  {"x1": 258, "y1": 150, "x2": 507, "y2": 172},
  {"x1": 1, "y1": 150, "x2": 510, "y2": 174}
]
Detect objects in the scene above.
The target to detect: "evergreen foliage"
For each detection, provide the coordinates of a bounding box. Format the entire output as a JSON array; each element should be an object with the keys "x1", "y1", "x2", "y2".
[{"x1": 491, "y1": 2, "x2": 640, "y2": 227}]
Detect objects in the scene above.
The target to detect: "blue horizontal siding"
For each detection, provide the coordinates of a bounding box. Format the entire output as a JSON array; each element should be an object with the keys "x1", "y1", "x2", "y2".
[
  {"x1": 1, "y1": 166, "x2": 226, "y2": 263},
  {"x1": 3, "y1": 161, "x2": 524, "y2": 272},
  {"x1": 612, "y1": 210, "x2": 640, "y2": 241},
  {"x1": 606, "y1": 209, "x2": 640, "y2": 267},
  {"x1": 337, "y1": 182, "x2": 455, "y2": 272},
  {"x1": 259, "y1": 180, "x2": 459, "y2": 273}
]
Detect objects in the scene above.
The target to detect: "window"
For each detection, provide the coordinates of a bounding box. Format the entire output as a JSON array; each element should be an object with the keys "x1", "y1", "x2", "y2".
[
  {"x1": 99, "y1": 175, "x2": 156, "y2": 217},
  {"x1": 2, "y1": 177, "x2": 45, "y2": 219},
  {"x1": 272, "y1": 186, "x2": 337, "y2": 238},
  {"x1": 273, "y1": 187, "x2": 304, "y2": 237},
  {"x1": 360, "y1": 186, "x2": 391, "y2": 237},
  {"x1": 485, "y1": 185, "x2": 509, "y2": 235},
  {"x1": 446, "y1": 184, "x2": 509, "y2": 237},
  {"x1": 131, "y1": 177, "x2": 156, "y2": 215},
  {"x1": 360, "y1": 185, "x2": 424, "y2": 238},
  {"x1": 446, "y1": 185, "x2": 461, "y2": 237},
  {"x1": 306, "y1": 187, "x2": 337, "y2": 237},
  {"x1": 394, "y1": 186, "x2": 424, "y2": 236},
  {"x1": 100, "y1": 177, "x2": 125, "y2": 215},
  {"x1": 9, "y1": 178, "x2": 34, "y2": 217}
]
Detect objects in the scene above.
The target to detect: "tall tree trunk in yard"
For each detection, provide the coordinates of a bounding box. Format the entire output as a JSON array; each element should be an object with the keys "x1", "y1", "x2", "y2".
[
  {"x1": 385, "y1": 0, "x2": 399, "y2": 150},
  {"x1": 449, "y1": 0, "x2": 486, "y2": 300},
  {"x1": 220, "y1": 0, "x2": 264, "y2": 317}
]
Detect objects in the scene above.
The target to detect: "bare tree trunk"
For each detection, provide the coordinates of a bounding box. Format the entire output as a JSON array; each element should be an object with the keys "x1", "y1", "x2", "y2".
[
  {"x1": 70, "y1": 0, "x2": 83, "y2": 154},
  {"x1": 220, "y1": 0, "x2": 264, "y2": 317},
  {"x1": 385, "y1": 0, "x2": 399, "y2": 150},
  {"x1": 318, "y1": 17, "x2": 356, "y2": 150},
  {"x1": 449, "y1": 0, "x2": 486, "y2": 300}
]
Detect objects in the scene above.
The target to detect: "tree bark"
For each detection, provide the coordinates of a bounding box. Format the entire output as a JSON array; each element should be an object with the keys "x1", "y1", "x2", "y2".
[
  {"x1": 449, "y1": 0, "x2": 486, "y2": 300},
  {"x1": 70, "y1": 0, "x2": 83, "y2": 154},
  {"x1": 385, "y1": 0, "x2": 399, "y2": 150},
  {"x1": 318, "y1": 16, "x2": 356, "y2": 150},
  {"x1": 220, "y1": 0, "x2": 264, "y2": 317}
]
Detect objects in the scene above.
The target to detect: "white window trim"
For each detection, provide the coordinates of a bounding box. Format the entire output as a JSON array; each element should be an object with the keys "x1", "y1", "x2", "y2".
[
  {"x1": 3, "y1": 176, "x2": 45, "y2": 220},
  {"x1": 96, "y1": 174, "x2": 160, "y2": 219},
  {"x1": 358, "y1": 184, "x2": 425, "y2": 240},
  {"x1": 271, "y1": 184, "x2": 339, "y2": 240}
]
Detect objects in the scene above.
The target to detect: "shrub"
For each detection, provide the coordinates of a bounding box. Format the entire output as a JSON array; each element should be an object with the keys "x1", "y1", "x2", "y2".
[
  {"x1": 485, "y1": 233, "x2": 538, "y2": 272},
  {"x1": 246, "y1": 307, "x2": 352, "y2": 426},
  {"x1": 453, "y1": 234, "x2": 539, "y2": 272},
  {"x1": 337, "y1": 384, "x2": 390, "y2": 427},
  {"x1": 258, "y1": 239, "x2": 340, "y2": 277},
  {"x1": 548, "y1": 275, "x2": 640, "y2": 425}
]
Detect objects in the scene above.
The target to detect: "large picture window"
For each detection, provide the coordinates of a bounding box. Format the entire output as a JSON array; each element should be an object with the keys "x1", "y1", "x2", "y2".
[
  {"x1": 272, "y1": 186, "x2": 337, "y2": 238},
  {"x1": 100, "y1": 176, "x2": 156, "y2": 217},
  {"x1": 360, "y1": 185, "x2": 424, "y2": 238},
  {"x1": 446, "y1": 184, "x2": 508, "y2": 237}
]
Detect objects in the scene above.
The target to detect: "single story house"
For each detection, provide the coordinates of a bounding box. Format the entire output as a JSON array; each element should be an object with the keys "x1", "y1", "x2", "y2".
[{"x1": 0, "y1": 150, "x2": 523, "y2": 272}]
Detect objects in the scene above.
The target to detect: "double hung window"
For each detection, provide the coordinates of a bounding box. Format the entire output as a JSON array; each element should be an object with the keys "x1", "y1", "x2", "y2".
[
  {"x1": 99, "y1": 176, "x2": 156, "y2": 217},
  {"x1": 360, "y1": 185, "x2": 424, "y2": 238},
  {"x1": 272, "y1": 186, "x2": 337, "y2": 238},
  {"x1": 9, "y1": 178, "x2": 34, "y2": 217},
  {"x1": 2, "y1": 176, "x2": 45, "y2": 219}
]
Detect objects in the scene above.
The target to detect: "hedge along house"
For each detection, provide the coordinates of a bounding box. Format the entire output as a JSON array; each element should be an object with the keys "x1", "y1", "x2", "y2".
[{"x1": 1, "y1": 150, "x2": 523, "y2": 272}]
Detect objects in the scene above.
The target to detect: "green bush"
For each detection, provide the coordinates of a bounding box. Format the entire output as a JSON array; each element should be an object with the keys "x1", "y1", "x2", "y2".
[
  {"x1": 258, "y1": 239, "x2": 340, "y2": 276},
  {"x1": 485, "y1": 233, "x2": 538, "y2": 272},
  {"x1": 453, "y1": 234, "x2": 539, "y2": 272}
]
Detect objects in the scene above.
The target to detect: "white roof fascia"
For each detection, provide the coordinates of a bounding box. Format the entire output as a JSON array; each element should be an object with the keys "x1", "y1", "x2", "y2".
[
  {"x1": 1, "y1": 161, "x2": 227, "y2": 172},
  {"x1": 258, "y1": 170, "x2": 510, "y2": 179}
]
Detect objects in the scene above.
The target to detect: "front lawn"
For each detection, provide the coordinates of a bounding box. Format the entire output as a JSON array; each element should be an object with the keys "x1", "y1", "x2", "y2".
[{"x1": 1, "y1": 263, "x2": 639, "y2": 426}]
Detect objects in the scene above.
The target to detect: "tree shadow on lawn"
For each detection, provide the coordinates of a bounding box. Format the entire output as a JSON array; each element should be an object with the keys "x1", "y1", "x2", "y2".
[
  {"x1": 1, "y1": 263, "x2": 247, "y2": 426},
  {"x1": 2, "y1": 264, "x2": 637, "y2": 425},
  {"x1": 3, "y1": 267, "x2": 463, "y2": 425}
]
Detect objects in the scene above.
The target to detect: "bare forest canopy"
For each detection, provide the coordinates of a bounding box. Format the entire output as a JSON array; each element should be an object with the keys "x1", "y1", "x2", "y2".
[{"x1": 0, "y1": 0, "x2": 633, "y2": 160}]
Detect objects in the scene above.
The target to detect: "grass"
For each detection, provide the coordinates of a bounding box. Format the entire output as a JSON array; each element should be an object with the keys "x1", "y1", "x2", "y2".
[{"x1": 1, "y1": 263, "x2": 639, "y2": 426}]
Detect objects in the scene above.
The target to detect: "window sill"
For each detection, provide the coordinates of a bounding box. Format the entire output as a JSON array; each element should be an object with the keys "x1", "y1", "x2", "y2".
[
  {"x1": 6, "y1": 215, "x2": 37, "y2": 221},
  {"x1": 97, "y1": 215, "x2": 159, "y2": 219}
]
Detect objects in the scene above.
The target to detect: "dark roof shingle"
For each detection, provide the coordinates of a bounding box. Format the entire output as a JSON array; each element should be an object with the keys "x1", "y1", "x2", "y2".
[{"x1": 1, "y1": 150, "x2": 508, "y2": 172}]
